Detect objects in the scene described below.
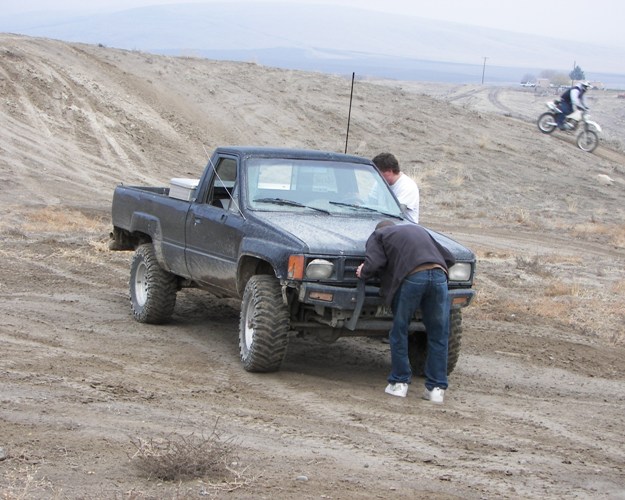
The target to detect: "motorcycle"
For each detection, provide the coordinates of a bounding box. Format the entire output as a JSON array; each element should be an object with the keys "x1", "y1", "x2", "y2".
[{"x1": 537, "y1": 100, "x2": 602, "y2": 153}]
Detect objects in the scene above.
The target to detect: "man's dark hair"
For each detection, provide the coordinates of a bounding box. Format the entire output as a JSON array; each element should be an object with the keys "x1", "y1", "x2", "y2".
[{"x1": 372, "y1": 152, "x2": 400, "y2": 174}]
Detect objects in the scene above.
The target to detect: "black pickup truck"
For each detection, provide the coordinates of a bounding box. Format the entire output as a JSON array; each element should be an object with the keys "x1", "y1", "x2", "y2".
[{"x1": 110, "y1": 146, "x2": 475, "y2": 373}]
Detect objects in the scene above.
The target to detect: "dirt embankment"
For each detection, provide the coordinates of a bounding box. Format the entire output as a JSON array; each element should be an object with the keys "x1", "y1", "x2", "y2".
[{"x1": 1, "y1": 34, "x2": 624, "y2": 498}]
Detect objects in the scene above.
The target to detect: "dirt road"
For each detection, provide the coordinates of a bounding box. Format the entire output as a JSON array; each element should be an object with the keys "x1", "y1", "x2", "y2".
[{"x1": 1, "y1": 34, "x2": 624, "y2": 498}]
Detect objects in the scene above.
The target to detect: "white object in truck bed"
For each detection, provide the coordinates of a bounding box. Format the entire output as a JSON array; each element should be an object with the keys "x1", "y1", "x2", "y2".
[{"x1": 169, "y1": 178, "x2": 199, "y2": 201}]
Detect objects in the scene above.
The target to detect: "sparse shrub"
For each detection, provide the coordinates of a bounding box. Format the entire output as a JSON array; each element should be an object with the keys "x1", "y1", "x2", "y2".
[
  {"x1": 545, "y1": 281, "x2": 582, "y2": 297},
  {"x1": 612, "y1": 226, "x2": 625, "y2": 247},
  {"x1": 515, "y1": 255, "x2": 551, "y2": 277},
  {"x1": 450, "y1": 166, "x2": 472, "y2": 187},
  {"x1": 514, "y1": 208, "x2": 530, "y2": 224},
  {"x1": 612, "y1": 280, "x2": 625, "y2": 294},
  {"x1": 501, "y1": 206, "x2": 535, "y2": 226},
  {"x1": 129, "y1": 423, "x2": 240, "y2": 482},
  {"x1": 478, "y1": 134, "x2": 491, "y2": 149}
]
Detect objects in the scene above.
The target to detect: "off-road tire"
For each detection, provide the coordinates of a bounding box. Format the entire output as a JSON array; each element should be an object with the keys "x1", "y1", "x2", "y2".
[
  {"x1": 129, "y1": 243, "x2": 177, "y2": 324},
  {"x1": 239, "y1": 275, "x2": 290, "y2": 372},
  {"x1": 408, "y1": 309, "x2": 463, "y2": 376},
  {"x1": 537, "y1": 112, "x2": 557, "y2": 134},
  {"x1": 576, "y1": 129, "x2": 599, "y2": 153}
]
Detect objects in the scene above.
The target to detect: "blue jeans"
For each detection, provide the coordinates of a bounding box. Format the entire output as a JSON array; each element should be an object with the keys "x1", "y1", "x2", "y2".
[
  {"x1": 388, "y1": 269, "x2": 451, "y2": 390},
  {"x1": 556, "y1": 101, "x2": 572, "y2": 127}
]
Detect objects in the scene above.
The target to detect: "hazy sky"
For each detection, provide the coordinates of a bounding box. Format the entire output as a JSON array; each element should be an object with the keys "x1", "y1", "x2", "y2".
[{"x1": 3, "y1": 0, "x2": 624, "y2": 48}]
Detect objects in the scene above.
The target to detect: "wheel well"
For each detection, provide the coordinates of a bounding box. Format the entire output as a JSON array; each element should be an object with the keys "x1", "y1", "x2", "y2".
[
  {"x1": 237, "y1": 256, "x2": 275, "y2": 295},
  {"x1": 109, "y1": 227, "x2": 151, "y2": 251}
]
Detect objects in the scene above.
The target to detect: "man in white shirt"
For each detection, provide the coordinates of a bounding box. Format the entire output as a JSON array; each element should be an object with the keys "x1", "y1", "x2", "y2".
[{"x1": 372, "y1": 153, "x2": 420, "y2": 223}]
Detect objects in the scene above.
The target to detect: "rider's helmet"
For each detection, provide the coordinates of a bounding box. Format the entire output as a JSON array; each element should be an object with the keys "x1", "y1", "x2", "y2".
[{"x1": 579, "y1": 81, "x2": 592, "y2": 90}]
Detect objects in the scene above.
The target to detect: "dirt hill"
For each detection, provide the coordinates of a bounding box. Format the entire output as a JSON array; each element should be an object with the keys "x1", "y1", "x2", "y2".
[{"x1": 1, "y1": 33, "x2": 624, "y2": 498}]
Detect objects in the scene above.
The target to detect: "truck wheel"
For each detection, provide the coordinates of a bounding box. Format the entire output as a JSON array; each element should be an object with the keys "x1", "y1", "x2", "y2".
[
  {"x1": 239, "y1": 275, "x2": 290, "y2": 372},
  {"x1": 408, "y1": 309, "x2": 463, "y2": 376},
  {"x1": 129, "y1": 243, "x2": 177, "y2": 324},
  {"x1": 447, "y1": 309, "x2": 463, "y2": 373}
]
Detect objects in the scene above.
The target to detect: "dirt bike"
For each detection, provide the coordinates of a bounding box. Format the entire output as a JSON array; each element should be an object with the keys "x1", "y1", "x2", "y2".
[{"x1": 537, "y1": 100, "x2": 601, "y2": 153}]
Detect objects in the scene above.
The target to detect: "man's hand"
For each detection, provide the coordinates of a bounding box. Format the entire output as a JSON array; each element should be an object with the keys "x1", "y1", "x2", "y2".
[{"x1": 356, "y1": 263, "x2": 364, "y2": 278}]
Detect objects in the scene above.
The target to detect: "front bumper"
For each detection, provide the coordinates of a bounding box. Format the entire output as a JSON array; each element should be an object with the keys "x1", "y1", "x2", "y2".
[{"x1": 297, "y1": 281, "x2": 475, "y2": 311}]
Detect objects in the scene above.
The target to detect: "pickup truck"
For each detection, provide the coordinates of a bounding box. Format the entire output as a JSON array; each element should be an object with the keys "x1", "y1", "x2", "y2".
[{"x1": 110, "y1": 146, "x2": 476, "y2": 373}]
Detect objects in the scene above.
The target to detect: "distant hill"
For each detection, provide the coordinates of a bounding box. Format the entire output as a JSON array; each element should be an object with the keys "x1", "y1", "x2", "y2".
[{"x1": 2, "y1": 2, "x2": 624, "y2": 86}]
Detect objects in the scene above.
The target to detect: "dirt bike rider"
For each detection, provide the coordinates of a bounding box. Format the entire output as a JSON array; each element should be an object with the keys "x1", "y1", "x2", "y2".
[{"x1": 556, "y1": 81, "x2": 591, "y2": 130}]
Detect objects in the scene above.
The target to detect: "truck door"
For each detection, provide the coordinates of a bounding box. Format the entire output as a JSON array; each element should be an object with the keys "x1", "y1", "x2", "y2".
[{"x1": 184, "y1": 155, "x2": 244, "y2": 295}]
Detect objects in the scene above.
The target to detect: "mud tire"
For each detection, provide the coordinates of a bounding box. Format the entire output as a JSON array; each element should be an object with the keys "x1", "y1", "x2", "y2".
[
  {"x1": 129, "y1": 243, "x2": 177, "y2": 324},
  {"x1": 239, "y1": 275, "x2": 290, "y2": 372},
  {"x1": 408, "y1": 309, "x2": 463, "y2": 376}
]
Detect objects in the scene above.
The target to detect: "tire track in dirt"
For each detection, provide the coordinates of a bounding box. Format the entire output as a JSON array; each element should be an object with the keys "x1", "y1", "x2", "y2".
[{"x1": 432, "y1": 224, "x2": 625, "y2": 260}]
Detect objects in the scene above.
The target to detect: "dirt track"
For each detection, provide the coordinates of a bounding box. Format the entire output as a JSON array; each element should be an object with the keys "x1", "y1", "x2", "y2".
[{"x1": 1, "y1": 34, "x2": 625, "y2": 498}]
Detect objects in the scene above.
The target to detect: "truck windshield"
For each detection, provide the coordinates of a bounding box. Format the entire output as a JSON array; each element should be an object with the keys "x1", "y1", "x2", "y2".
[{"x1": 246, "y1": 158, "x2": 402, "y2": 217}]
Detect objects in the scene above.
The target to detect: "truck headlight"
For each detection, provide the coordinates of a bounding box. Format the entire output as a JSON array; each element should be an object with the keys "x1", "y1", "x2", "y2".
[
  {"x1": 448, "y1": 262, "x2": 471, "y2": 282},
  {"x1": 305, "y1": 259, "x2": 334, "y2": 279}
]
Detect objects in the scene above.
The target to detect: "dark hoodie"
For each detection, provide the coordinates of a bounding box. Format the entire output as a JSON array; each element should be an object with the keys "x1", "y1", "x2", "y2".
[{"x1": 360, "y1": 223, "x2": 455, "y2": 305}]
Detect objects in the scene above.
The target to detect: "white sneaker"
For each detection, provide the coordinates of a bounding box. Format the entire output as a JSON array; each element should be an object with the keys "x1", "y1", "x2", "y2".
[
  {"x1": 385, "y1": 382, "x2": 408, "y2": 398},
  {"x1": 423, "y1": 387, "x2": 445, "y2": 404}
]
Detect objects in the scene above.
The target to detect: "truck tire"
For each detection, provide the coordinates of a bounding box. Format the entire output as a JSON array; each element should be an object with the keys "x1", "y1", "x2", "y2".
[
  {"x1": 129, "y1": 243, "x2": 177, "y2": 324},
  {"x1": 239, "y1": 275, "x2": 290, "y2": 372},
  {"x1": 408, "y1": 309, "x2": 463, "y2": 376}
]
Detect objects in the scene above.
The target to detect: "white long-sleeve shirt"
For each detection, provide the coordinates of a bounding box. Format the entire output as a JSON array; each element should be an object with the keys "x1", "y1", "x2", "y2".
[
  {"x1": 570, "y1": 87, "x2": 587, "y2": 110},
  {"x1": 390, "y1": 172, "x2": 420, "y2": 223}
]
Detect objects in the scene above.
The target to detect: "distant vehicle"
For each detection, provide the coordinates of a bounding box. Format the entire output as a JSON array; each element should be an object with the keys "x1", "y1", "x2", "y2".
[
  {"x1": 520, "y1": 82, "x2": 536, "y2": 87},
  {"x1": 537, "y1": 100, "x2": 601, "y2": 153}
]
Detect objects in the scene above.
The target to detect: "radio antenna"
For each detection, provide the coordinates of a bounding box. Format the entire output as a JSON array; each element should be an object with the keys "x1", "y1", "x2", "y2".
[{"x1": 344, "y1": 72, "x2": 355, "y2": 154}]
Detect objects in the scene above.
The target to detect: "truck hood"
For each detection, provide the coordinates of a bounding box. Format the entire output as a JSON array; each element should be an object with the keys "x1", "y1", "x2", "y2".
[
  {"x1": 254, "y1": 213, "x2": 376, "y2": 254},
  {"x1": 253, "y1": 213, "x2": 475, "y2": 260}
]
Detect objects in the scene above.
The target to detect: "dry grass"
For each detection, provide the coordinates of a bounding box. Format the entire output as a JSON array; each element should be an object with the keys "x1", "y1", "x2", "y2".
[
  {"x1": 571, "y1": 221, "x2": 611, "y2": 238},
  {"x1": 477, "y1": 134, "x2": 492, "y2": 149},
  {"x1": 449, "y1": 166, "x2": 473, "y2": 188},
  {"x1": 498, "y1": 206, "x2": 540, "y2": 227},
  {"x1": 612, "y1": 226, "x2": 625, "y2": 247},
  {"x1": 474, "y1": 248, "x2": 511, "y2": 260},
  {"x1": 472, "y1": 247, "x2": 624, "y2": 343},
  {"x1": 515, "y1": 255, "x2": 552, "y2": 277},
  {"x1": 21, "y1": 207, "x2": 108, "y2": 233},
  {"x1": 566, "y1": 197, "x2": 578, "y2": 213},
  {"x1": 533, "y1": 297, "x2": 572, "y2": 320},
  {"x1": 1, "y1": 464, "x2": 62, "y2": 500},
  {"x1": 540, "y1": 254, "x2": 583, "y2": 265},
  {"x1": 545, "y1": 281, "x2": 583, "y2": 297},
  {"x1": 613, "y1": 280, "x2": 625, "y2": 294}
]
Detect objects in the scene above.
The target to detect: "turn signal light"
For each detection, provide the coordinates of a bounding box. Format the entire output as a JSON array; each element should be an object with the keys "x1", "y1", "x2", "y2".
[{"x1": 288, "y1": 254, "x2": 305, "y2": 279}]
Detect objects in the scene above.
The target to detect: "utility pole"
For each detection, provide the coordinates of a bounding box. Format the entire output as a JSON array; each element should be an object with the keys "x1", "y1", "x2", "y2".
[{"x1": 481, "y1": 57, "x2": 488, "y2": 85}]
